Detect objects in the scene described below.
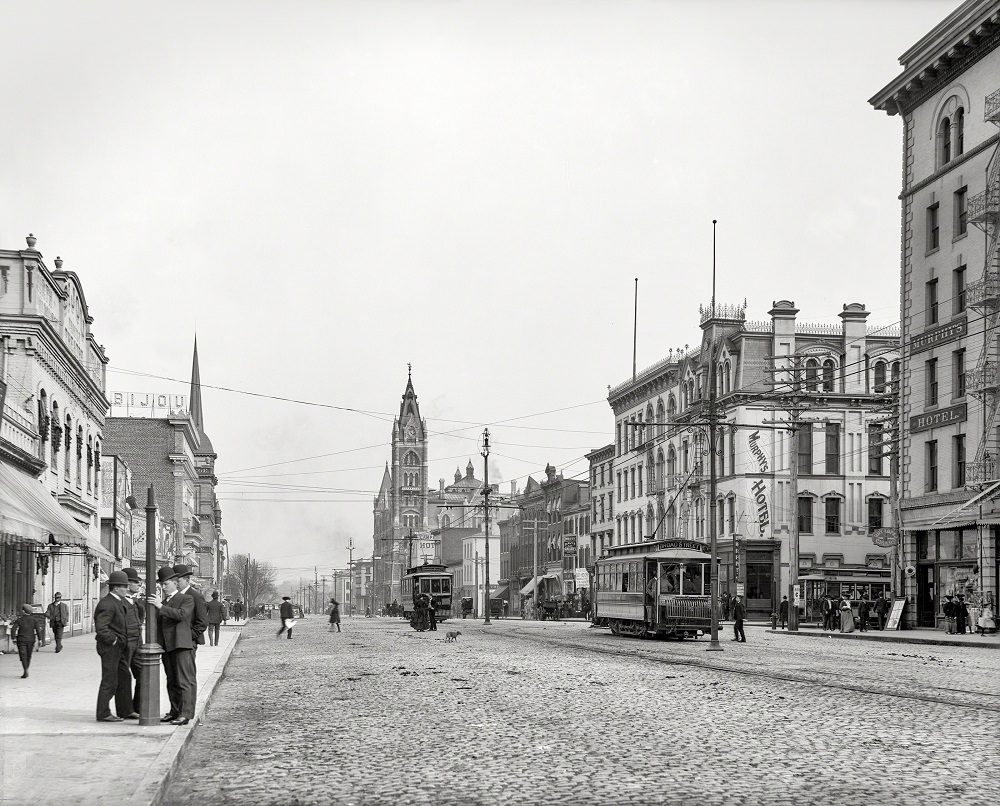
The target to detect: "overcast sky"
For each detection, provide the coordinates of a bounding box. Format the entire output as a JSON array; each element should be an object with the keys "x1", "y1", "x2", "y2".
[{"x1": 0, "y1": 0, "x2": 959, "y2": 589}]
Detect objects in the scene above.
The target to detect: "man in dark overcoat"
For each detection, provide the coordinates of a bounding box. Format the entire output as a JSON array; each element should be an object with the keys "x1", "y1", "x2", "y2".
[
  {"x1": 173, "y1": 564, "x2": 209, "y2": 651},
  {"x1": 123, "y1": 567, "x2": 145, "y2": 716},
  {"x1": 277, "y1": 596, "x2": 295, "y2": 638},
  {"x1": 45, "y1": 592, "x2": 70, "y2": 652},
  {"x1": 94, "y1": 570, "x2": 132, "y2": 722},
  {"x1": 148, "y1": 565, "x2": 196, "y2": 725}
]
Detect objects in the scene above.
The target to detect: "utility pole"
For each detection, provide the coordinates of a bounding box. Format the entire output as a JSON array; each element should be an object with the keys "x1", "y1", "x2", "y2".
[
  {"x1": 314, "y1": 566, "x2": 319, "y2": 615},
  {"x1": 532, "y1": 515, "x2": 539, "y2": 619},
  {"x1": 482, "y1": 428, "x2": 492, "y2": 625},
  {"x1": 764, "y1": 354, "x2": 812, "y2": 633},
  {"x1": 706, "y1": 219, "x2": 722, "y2": 652},
  {"x1": 321, "y1": 575, "x2": 328, "y2": 610},
  {"x1": 347, "y1": 538, "x2": 354, "y2": 616},
  {"x1": 474, "y1": 549, "x2": 480, "y2": 619}
]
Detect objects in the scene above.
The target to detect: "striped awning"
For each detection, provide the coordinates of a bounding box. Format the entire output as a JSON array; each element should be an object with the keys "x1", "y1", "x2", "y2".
[{"x1": 0, "y1": 463, "x2": 112, "y2": 560}]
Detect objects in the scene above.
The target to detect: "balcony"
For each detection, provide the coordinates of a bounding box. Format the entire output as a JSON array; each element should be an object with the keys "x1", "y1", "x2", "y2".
[
  {"x1": 966, "y1": 271, "x2": 1000, "y2": 309},
  {"x1": 986, "y1": 87, "x2": 1000, "y2": 124},
  {"x1": 966, "y1": 362, "x2": 999, "y2": 394},
  {"x1": 968, "y1": 185, "x2": 1000, "y2": 229},
  {"x1": 966, "y1": 457, "x2": 998, "y2": 486}
]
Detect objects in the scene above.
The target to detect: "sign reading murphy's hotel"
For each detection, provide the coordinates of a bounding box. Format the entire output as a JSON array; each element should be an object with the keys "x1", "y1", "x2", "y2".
[
  {"x1": 910, "y1": 403, "x2": 967, "y2": 434},
  {"x1": 909, "y1": 317, "x2": 967, "y2": 355}
]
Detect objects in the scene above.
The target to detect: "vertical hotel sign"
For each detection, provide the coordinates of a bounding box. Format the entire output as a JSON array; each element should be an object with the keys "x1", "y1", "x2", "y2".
[{"x1": 747, "y1": 430, "x2": 771, "y2": 538}]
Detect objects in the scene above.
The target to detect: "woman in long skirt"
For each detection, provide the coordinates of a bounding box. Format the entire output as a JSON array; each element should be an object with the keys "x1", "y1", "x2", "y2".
[
  {"x1": 328, "y1": 598, "x2": 341, "y2": 632},
  {"x1": 839, "y1": 597, "x2": 856, "y2": 633}
]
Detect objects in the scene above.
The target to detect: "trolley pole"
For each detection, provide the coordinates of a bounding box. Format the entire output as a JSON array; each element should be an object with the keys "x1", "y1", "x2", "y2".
[
  {"x1": 706, "y1": 219, "x2": 723, "y2": 652},
  {"x1": 482, "y1": 428, "x2": 492, "y2": 626},
  {"x1": 347, "y1": 538, "x2": 354, "y2": 616}
]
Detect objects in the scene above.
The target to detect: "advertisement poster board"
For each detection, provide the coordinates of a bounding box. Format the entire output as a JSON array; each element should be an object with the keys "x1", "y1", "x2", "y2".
[{"x1": 886, "y1": 598, "x2": 907, "y2": 630}]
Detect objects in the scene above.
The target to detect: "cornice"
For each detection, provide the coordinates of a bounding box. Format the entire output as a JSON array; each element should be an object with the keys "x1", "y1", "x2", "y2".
[
  {"x1": 0, "y1": 437, "x2": 46, "y2": 474},
  {"x1": 870, "y1": 8, "x2": 1000, "y2": 116}
]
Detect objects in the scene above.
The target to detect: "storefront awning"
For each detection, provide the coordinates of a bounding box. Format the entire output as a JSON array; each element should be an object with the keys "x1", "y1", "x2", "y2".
[
  {"x1": 519, "y1": 576, "x2": 541, "y2": 596},
  {"x1": 490, "y1": 585, "x2": 510, "y2": 601},
  {"x1": 0, "y1": 463, "x2": 113, "y2": 560}
]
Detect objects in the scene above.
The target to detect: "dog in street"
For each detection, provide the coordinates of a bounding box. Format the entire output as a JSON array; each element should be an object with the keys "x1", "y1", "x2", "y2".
[{"x1": 445, "y1": 631, "x2": 461, "y2": 642}]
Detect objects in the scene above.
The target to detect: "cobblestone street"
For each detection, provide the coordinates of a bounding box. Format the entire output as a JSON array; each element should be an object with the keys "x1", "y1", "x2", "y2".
[{"x1": 164, "y1": 617, "x2": 999, "y2": 806}]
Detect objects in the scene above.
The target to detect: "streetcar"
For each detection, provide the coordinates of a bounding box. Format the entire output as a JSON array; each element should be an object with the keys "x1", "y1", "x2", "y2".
[
  {"x1": 401, "y1": 562, "x2": 454, "y2": 625},
  {"x1": 593, "y1": 538, "x2": 718, "y2": 638}
]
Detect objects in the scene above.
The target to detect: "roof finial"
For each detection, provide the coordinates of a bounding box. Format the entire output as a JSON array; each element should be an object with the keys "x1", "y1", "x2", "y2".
[{"x1": 408, "y1": 362, "x2": 412, "y2": 381}]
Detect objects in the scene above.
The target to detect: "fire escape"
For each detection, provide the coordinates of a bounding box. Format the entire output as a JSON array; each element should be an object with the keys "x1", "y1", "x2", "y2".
[{"x1": 965, "y1": 88, "x2": 1000, "y2": 486}]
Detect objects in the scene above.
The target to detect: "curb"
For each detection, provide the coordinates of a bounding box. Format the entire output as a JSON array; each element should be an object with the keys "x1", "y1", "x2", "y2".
[
  {"x1": 768, "y1": 628, "x2": 1000, "y2": 650},
  {"x1": 131, "y1": 632, "x2": 243, "y2": 806}
]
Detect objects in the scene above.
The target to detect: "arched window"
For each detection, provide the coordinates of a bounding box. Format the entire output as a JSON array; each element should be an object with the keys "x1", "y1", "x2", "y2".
[
  {"x1": 50, "y1": 400, "x2": 60, "y2": 466},
  {"x1": 86, "y1": 435, "x2": 93, "y2": 492},
  {"x1": 646, "y1": 503, "x2": 655, "y2": 539},
  {"x1": 76, "y1": 425, "x2": 83, "y2": 487},
  {"x1": 403, "y1": 451, "x2": 419, "y2": 467},
  {"x1": 94, "y1": 439, "x2": 101, "y2": 497},
  {"x1": 804, "y1": 359, "x2": 820, "y2": 392},
  {"x1": 874, "y1": 361, "x2": 887, "y2": 394},
  {"x1": 891, "y1": 361, "x2": 900, "y2": 392},
  {"x1": 655, "y1": 448, "x2": 665, "y2": 491},
  {"x1": 822, "y1": 359, "x2": 835, "y2": 393},
  {"x1": 656, "y1": 400, "x2": 665, "y2": 437},
  {"x1": 440, "y1": 514, "x2": 451, "y2": 528},
  {"x1": 667, "y1": 395, "x2": 676, "y2": 419},
  {"x1": 667, "y1": 445, "x2": 676, "y2": 479},
  {"x1": 724, "y1": 360, "x2": 732, "y2": 394},
  {"x1": 940, "y1": 116, "x2": 952, "y2": 165},
  {"x1": 955, "y1": 107, "x2": 965, "y2": 156}
]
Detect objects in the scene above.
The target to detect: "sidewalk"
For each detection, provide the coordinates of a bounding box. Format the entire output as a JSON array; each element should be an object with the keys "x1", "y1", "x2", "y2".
[
  {"x1": 0, "y1": 622, "x2": 244, "y2": 806},
  {"x1": 764, "y1": 623, "x2": 1000, "y2": 649}
]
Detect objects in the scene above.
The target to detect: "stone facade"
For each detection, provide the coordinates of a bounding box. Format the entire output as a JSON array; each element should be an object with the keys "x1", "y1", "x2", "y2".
[
  {"x1": 871, "y1": 0, "x2": 1000, "y2": 627},
  {"x1": 607, "y1": 302, "x2": 899, "y2": 620},
  {"x1": 0, "y1": 236, "x2": 112, "y2": 628}
]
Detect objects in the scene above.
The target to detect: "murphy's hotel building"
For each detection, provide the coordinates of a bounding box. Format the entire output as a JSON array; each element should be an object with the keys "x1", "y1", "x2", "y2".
[{"x1": 871, "y1": 0, "x2": 1000, "y2": 628}]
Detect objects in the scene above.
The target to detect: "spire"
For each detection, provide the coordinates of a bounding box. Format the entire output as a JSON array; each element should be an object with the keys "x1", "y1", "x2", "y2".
[{"x1": 190, "y1": 335, "x2": 204, "y2": 435}]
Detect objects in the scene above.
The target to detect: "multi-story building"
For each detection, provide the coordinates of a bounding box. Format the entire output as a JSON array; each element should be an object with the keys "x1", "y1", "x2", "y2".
[
  {"x1": 586, "y1": 443, "x2": 615, "y2": 573},
  {"x1": 608, "y1": 301, "x2": 899, "y2": 620},
  {"x1": 870, "y1": 0, "x2": 1000, "y2": 627},
  {"x1": 0, "y1": 236, "x2": 113, "y2": 630},
  {"x1": 497, "y1": 464, "x2": 589, "y2": 616},
  {"x1": 102, "y1": 341, "x2": 223, "y2": 588}
]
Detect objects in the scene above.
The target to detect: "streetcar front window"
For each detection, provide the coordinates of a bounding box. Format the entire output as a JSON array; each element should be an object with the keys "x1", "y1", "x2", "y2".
[
  {"x1": 681, "y1": 563, "x2": 704, "y2": 595},
  {"x1": 420, "y1": 579, "x2": 431, "y2": 593},
  {"x1": 431, "y1": 579, "x2": 442, "y2": 594},
  {"x1": 659, "y1": 563, "x2": 680, "y2": 595},
  {"x1": 441, "y1": 578, "x2": 451, "y2": 593}
]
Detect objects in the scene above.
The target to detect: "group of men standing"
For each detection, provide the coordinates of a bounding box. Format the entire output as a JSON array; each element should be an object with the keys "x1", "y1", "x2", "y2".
[{"x1": 94, "y1": 563, "x2": 209, "y2": 726}]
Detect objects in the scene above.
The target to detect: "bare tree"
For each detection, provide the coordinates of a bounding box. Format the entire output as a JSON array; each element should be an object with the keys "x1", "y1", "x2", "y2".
[{"x1": 226, "y1": 554, "x2": 277, "y2": 613}]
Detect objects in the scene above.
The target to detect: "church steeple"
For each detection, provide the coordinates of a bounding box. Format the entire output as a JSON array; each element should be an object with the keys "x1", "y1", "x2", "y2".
[
  {"x1": 189, "y1": 335, "x2": 215, "y2": 455},
  {"x1": 190, "y1": 335, "x2": 204, "y2": 435}
]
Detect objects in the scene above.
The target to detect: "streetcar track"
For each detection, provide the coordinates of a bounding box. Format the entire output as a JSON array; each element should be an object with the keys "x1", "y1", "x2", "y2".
[{"x1": 497, "y1": 625, "x2": 1000, "y2": 713}]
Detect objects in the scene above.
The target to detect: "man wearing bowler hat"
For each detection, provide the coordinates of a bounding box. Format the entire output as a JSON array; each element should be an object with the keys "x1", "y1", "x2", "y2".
[
  {"x1": 147, "y1": 565, "x2": 196, "y2": 726},
  {"x1": 122, "y1": 567, "x2": 145, "y2": 716},
  {"x1": 173, "y1": 564, "x2": 209, "y2": 652},
  {"x1": 94, "y1": 570, "x2": 134, "y2": 722}
]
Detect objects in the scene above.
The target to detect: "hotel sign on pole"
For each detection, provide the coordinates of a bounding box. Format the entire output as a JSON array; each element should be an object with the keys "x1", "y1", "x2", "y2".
[{"x1": 909, "y1": 317, "x2": 967, "y2": 355}]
